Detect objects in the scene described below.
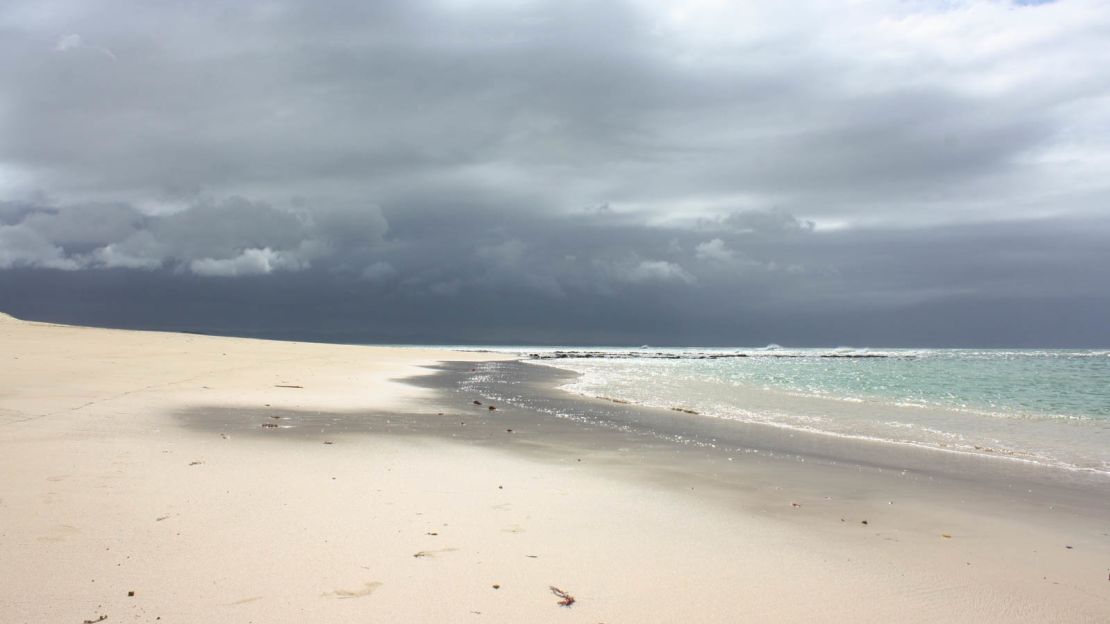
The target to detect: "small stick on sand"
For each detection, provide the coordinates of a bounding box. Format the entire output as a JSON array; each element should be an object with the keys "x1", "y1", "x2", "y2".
[{"x1": 549, "y1": 586, "x2": 576, "y2": 607}]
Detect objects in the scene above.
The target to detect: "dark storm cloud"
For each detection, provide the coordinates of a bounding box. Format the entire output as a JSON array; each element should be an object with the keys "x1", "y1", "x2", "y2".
[
  {"x1": 1, "y1": 0, "x2": 1109, "y2": 344},
  {"x1": 4, "y1": 196, "x2": 1109, "y2": 345}
]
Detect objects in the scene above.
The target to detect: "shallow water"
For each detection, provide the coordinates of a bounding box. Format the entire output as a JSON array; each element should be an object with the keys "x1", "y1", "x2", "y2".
[{"x1": 446, "y1": 347, "x2": 1110, "y2": 477}]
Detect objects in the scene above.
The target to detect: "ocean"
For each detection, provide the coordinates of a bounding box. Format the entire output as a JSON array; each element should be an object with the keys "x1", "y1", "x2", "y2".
[{"x1": 455, "y1": 346, "x2": 1110, "y2": 477}]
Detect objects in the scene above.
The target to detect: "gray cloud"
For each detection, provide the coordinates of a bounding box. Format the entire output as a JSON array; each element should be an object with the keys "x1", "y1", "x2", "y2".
[
  {"x1": 3, "y1": 0, "x2": 1107, "y2": 219},
  {"x1": 0, "y1": 0, "x2": 1108, "y2": 344},
  {"x1": 0, "y1": 197, "x2": 386, "y2": 275}
]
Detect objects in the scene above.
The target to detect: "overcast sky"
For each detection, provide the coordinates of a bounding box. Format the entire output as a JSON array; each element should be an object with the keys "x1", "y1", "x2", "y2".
[{"x1": 1, "y1": 0, "x2": 1108, "y2": 346}]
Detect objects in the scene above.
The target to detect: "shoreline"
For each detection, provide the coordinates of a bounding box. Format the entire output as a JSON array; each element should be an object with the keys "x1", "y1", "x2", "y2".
[
  {"x1": 521, "y1": 353, "x2": 1110, "y2": 480},
  {"x1": 541, "y1": 363, "x2": 1110, "y2": 483},
  {"x1": 468, "y1": 360, "x2": 1110, "y2": 497},
  {"x1": 3, "y1": 317, "x2": 1109, "y2": 622}
]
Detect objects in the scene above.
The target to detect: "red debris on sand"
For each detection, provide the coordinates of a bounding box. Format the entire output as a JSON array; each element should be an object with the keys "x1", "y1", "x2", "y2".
[{"x1": 549, "y1": 586, "x2": 576, "y2": 607}]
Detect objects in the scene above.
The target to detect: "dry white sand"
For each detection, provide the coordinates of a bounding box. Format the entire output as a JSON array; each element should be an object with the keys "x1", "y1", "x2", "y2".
[{"x1": 1, "y1": 313, "x2": 1108, "y2": 623}]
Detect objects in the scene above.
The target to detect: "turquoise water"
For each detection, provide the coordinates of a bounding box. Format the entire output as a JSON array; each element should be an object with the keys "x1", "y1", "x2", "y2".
[
  {"x1": 488, "y1": 347, "x2": 1110, "y2": 475},
  {"x1": 677, "y1": 349, "x2": 1110, "y2": 420}
]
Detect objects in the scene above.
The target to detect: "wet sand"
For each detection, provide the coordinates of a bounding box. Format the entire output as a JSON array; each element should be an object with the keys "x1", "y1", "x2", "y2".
[{"x1": 2, "y1": 314, "x2": 1108, "y2": 622}]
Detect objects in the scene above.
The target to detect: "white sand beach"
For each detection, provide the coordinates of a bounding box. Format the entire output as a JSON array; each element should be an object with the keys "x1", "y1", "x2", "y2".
[{"x1": 2, "y1": 313, "x2": 1108, "y2": 623}]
